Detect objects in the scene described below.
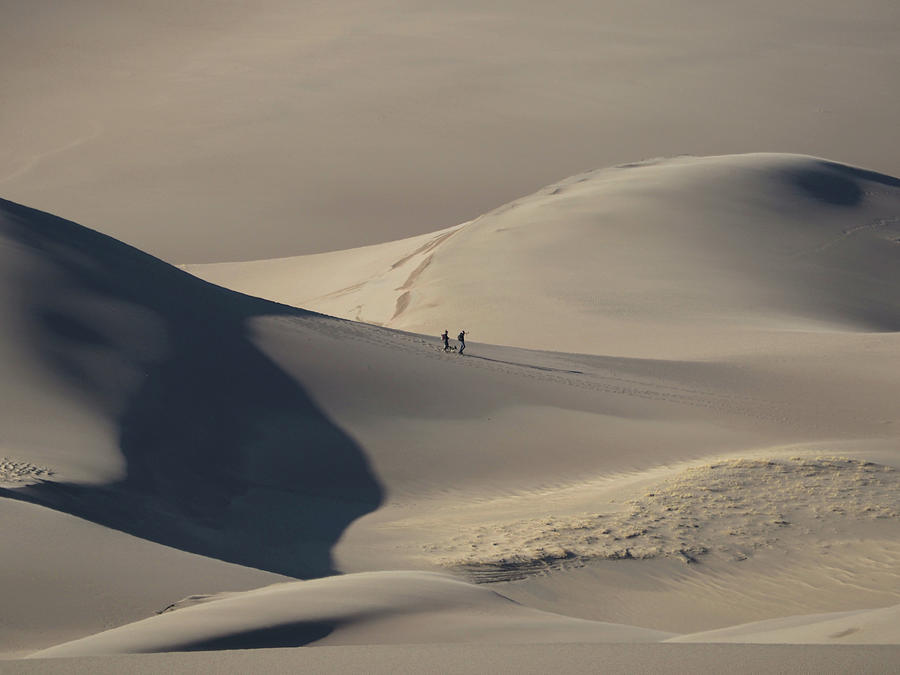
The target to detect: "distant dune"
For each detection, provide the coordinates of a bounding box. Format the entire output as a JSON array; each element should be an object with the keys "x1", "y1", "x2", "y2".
[
  {"x1": 3, "y1": 1, "x2": 898, "y2": 264},
  {"x1": 186, "y1": 154, "x2": 900, "y2": 358}
]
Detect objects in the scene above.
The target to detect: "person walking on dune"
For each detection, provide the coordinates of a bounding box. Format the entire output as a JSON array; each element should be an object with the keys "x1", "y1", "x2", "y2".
[
  {"x1": 441, "y1": 330, "x2": 450, "y2": 351},
  {"x1": 457, "y1": 330, "x2": 466, "y2": 355}
]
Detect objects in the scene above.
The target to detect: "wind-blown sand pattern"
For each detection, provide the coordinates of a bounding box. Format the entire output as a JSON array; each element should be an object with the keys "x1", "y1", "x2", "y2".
[
  {"x1": 432, "y1": 457, "x2": 900, "y2": 580},
  {"x1": 0, "y1": 458, "x2": 53, "y2": 486}
]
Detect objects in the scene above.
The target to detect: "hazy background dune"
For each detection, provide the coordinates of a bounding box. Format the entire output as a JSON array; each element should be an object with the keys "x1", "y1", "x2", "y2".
[{"x1": 1, "y1": 0, "x2": 898, "y2": 263}]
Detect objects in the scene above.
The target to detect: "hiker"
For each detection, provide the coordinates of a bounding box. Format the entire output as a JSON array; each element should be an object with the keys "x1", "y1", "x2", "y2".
[
  {"x1": 441, "y1": 330, "x2": 450, "y2": 351},
  {"x1": 457, "y1": 330, "x2": 466, "y2": 355}
]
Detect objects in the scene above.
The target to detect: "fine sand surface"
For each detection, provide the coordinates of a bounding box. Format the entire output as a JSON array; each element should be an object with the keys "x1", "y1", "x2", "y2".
[
  {"x1": 2, "y1": 1, "x2": 898, "y2": 263},
  {"x1": 186, "y1": 153, "x2": 900, "y2": 358},
  {"x1": 13, "y1": 645, "x2": 900, "y2": 675},
  {"x1": 3, "y1": 154, "x2": 900, "y2": 672}
]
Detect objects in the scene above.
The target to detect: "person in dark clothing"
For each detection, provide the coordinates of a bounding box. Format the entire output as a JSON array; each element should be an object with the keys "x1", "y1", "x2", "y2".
[
  {"x1": 457, "y1": 330, "x2": 466, "y2": 355},
  {"x1": 441, "y1": 330, "x2": 450, "y2": 351}
]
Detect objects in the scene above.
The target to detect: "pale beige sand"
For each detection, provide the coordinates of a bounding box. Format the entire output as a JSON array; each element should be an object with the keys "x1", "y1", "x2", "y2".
[
  {"x1": 0, "y1": 500, "x2": 289, "y2": 658},
  {"x1": 2, "y1": 152, "x2": 900, "y2": 670},
  {"x1": 186, "y1": 153, "x2": 900, "y2": 358},
  {"x1": 185, "y1": 224, "x2": 464, "y2": 325},
  {"x1": 13, "y1": 644, "x2": 900, "y2": 675},
  {"x1": 414, "y1": 456, "x2": 900, "y2": 574},
  {"x1": 28, "y1": 572, "x2": 672, "y2": 658},
  {"x1": 670, "y1": 603, "x2": 900, "y2": 644},
  {"x1": 1, "y1": 2, "x2": 898, "y2": 262}
]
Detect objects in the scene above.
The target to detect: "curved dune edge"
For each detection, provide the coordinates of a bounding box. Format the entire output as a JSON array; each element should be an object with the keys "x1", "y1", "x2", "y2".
[
  {"x1": 668, "y1": 603, "x2": 900, "y2": 644},
  {"x1": 0, "y1": 196, "x2": 384, "y2": 580},
  {"x1": 28, "y1": 571, "x2": 674, "y2": 657},
  {"x1": 185, "y1": 153, "x2": 900, "y2": 358},
  {"x1": 182, "y1": 223, "x2": 465, "y2": 327},
  {"x1": 29, "y1": 570, "x2": 900, "y2": 656}
]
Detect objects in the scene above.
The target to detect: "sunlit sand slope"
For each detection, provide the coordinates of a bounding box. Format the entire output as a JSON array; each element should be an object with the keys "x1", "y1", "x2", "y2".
[
  {"x1": 30, "y1": 572, "x2": 672, "y2": 657},
  {"x1": 186, "y1": 154, "x2": 900, "y2": 358}
]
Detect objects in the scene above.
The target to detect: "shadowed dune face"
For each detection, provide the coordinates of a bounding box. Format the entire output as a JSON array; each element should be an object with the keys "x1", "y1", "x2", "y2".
[
  {"x1": 167, "y1": 622, "x2": 336, "y2": 652},
  {"x1": 782, "y1": 161, "x2": 900, "y2": 208},
  {"x1": 786, "y1": 165, "x2": 864, "y2": 207},
  {"x1": 0, "y1": 198, "x2": 383, "y2": 578}
]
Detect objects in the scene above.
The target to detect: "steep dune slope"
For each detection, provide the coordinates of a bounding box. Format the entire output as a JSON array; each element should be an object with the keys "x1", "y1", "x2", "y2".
[
  {"x1": 0, "y1": 197, "x2": 383, "y2": 581},
  {"x1": 187, "y1": 154, "x2": 900, "y2": 357}
]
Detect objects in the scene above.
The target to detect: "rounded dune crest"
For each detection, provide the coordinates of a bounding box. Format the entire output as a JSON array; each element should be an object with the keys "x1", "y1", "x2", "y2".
[
  {"x1": 29, "y1": 571, "x2": 673, "y2": 657},
  {"x1": 187, "y1": 154, "x2": 900, "y2": 357}
]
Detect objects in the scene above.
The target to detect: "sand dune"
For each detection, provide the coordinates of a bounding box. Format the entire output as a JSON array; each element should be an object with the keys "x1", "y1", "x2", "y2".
[
  {"x1": 670, "y1": 603, "x2": 900, "y2": 644},
  {"x1": 3, "y1": 156, "x2": 900, "y2": 670},
  {"x1": 14, "y1": 645, "x2": 900, "y2": 675},
  {"x1": 29, "y1": 571, "x2": 672, "y2": 657},
  {"x1": 427, "y1": 456, "x2": 900, "y2": 578},
  {"x1": 3, "y1": 5, "x2": 899, "y2": 674},
  {"x1": 0, "y1": 197, "x2": 383, "y2": 580},
  {"x1": 28, "y1": 573, "x2": 900, "y2": 657},
  {"x1": 2, "y1": 1, "x2": 898, "y2": 263},
  {"x1": 186, "y1": 153, "x2": 900, "y2": 358}
]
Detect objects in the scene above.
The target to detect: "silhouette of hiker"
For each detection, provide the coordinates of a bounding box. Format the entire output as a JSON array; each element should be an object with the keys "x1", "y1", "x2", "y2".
[
  {"x1": 457, "y1": 330, "x2": 466, "y2": 355},
  {"x1": 441, "y1": 330, "x2": 450, "y2": 351}
]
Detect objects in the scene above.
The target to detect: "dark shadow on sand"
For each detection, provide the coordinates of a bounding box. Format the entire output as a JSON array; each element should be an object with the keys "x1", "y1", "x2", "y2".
[
  {"x1": 0, "y1": 198, "x2": 383, "y2": 579},
  {"x1": 176, "y1": 621, "x2": 336, "y2": 651},
  {"x1": 783, "y1": 159, "x2": 900, "y2": 207},
  {"x1": 465, "y1": 354, "x2": 584, "y2": 375}
]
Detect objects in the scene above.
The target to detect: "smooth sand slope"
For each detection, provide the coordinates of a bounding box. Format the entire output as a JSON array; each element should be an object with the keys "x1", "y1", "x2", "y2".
[
  {"x1": 3, "y1": 156, "x2": 900, "y2": 669},
  {"x1": 670, "y1": 602, "x2": 900, "y2": 645},
  {"x1": 0, "y1": 197, "x2": 374, "y2": 654},
  {"x1": 28, "y1": 572, "x2": 672, "y2": 658},
  {"x1": 0, "y1": 197, "x2": 383, "y2": 579},
  {"x1": 187, "y1": 153, "x2": 900, "y2": 358}
]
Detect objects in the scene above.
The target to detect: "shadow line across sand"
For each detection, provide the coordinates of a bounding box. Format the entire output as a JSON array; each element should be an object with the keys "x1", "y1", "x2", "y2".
[
  {"x1": 464, "y1": 353, "x2": 584, "y2": 375},
  {"x1": 0, "y1": 198, "x2": 383, "y2": 578}
]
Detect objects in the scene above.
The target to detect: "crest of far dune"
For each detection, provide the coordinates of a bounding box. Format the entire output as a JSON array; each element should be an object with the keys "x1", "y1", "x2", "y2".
[{"x1": 186, "y1": 154, "x2": 900, "y2": 358}]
